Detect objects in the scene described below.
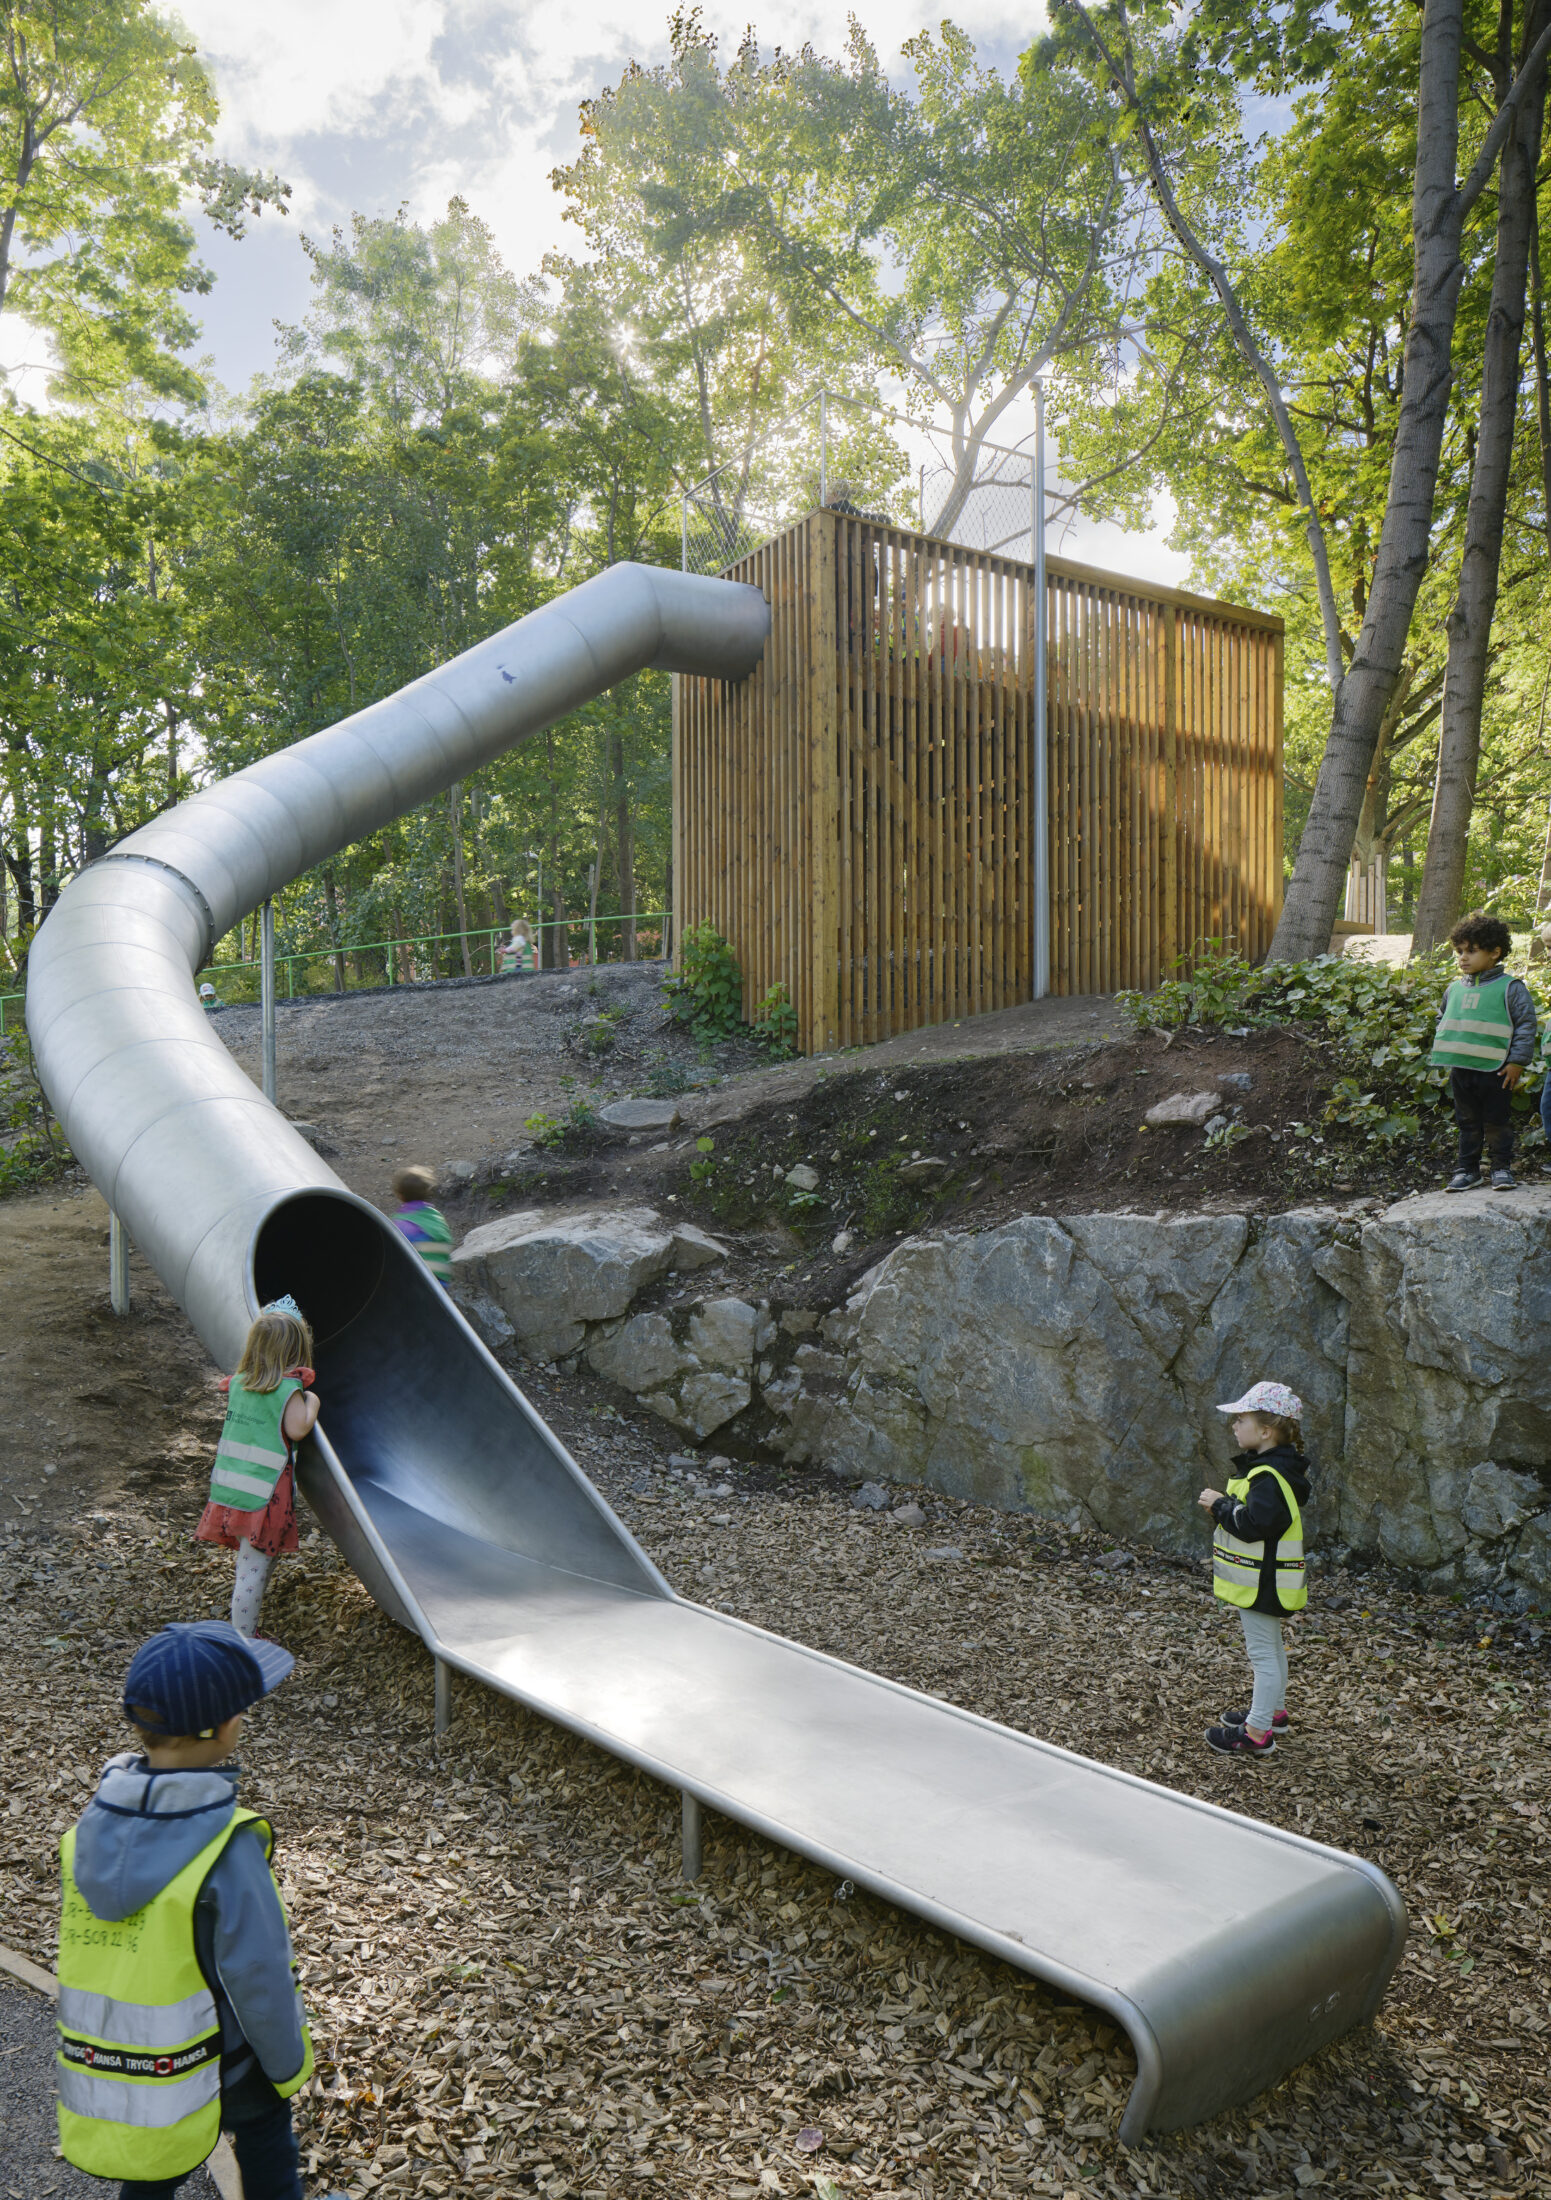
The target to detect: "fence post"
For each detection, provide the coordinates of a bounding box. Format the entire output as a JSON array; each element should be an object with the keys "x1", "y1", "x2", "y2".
[
  {"x1": 1032, "y1": 381, "x2": 1050, "y2": 1002},
  {"x1": 109, "y1": 1210, "x2": 130, "y2": 1315},
  {"x1": 260, "y1": 900, "x2": 277, "y2": 1103}
]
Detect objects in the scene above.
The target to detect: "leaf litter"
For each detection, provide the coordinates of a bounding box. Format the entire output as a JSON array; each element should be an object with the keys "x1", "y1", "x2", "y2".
[{"x1": 2, "y1": 1403, "x2": 1549, "y2": 2200}]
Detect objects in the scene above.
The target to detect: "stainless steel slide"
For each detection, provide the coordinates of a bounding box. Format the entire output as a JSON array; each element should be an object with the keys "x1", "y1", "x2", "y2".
[{"x1": 27, "y1": 561, "x2": 1405, "y2": 2144}]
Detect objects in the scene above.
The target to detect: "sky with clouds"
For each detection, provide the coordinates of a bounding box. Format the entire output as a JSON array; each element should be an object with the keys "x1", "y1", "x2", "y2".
[{"x1": 174, "y1": 0, "x2": 1185, "y2": 580}]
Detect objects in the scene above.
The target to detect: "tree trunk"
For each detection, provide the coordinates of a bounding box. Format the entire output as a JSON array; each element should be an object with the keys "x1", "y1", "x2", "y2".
[
  {"x1": 1271, "y1": 0, "x2": 1478, "y2": 959},
  {"x1": 611, "y1": 731, "x2": 636, "y2": 959},
  {"x1": 1412, "y1": 38, "x2": 1547, "y2": 951},
  {"x1": 1531, "y1": 193, "x2": 1551, "y2": 550},
  {"x1": 448, "y1": 782, "x2": 473, "y2": 978},
  {"x1": 1531, "y1": 797, "x2": 1551, "y2": 960}
]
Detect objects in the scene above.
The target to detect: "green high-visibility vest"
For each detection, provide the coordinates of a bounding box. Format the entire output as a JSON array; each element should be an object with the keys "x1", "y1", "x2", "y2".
[
  {"x1": 57, "y1": 1809, "x2": 314, "y2": 2181},
  {"x1": 207, "y1": 1375, "x2": 301, "y2": 1512},
  {"x1": 1429, "y1": 971, "x2": 1515, "y2": 1071},
  {"x1": 1212, "y1": 1464, "x2": 1307, "y2": 1614}
]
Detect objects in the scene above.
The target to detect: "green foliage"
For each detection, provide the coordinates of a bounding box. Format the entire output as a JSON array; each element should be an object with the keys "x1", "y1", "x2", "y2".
[
  {"x1": 664, "y1": 927, "x2": 745, "y2": 1040},
  {"x1": 1118, "y1": 943, "x2": 1550, "y2": 1155},
  {"x1": 751, "y1": 980, "x2": 800, "y2": 1057},
  {"x1": 0, "y1": 1032, "x2": 70, "y2": 1194},
  {"x1": 523, "y1": 1100, "x2": 598, "y2": 1150}
]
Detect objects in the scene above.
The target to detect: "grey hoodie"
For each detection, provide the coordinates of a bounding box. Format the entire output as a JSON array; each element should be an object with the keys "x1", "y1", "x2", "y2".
[{"x1": 71, "y1": 1753, "x2": 309, "y2": 2090}]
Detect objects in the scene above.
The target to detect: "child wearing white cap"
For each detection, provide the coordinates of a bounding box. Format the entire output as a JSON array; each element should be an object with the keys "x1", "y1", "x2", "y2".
[{"x1": 1197, "y1": 1381, "x2": 1311, "y2": 1757}]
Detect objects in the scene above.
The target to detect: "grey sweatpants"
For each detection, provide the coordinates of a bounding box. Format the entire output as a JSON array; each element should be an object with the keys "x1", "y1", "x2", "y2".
[{"x1": 1239, "y1": 1607, "x2": 1287, "y2": 1733}]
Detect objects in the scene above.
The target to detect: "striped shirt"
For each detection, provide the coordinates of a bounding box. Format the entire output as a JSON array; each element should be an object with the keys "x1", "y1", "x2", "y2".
[{"x1": 393, "y1": 1201, "x2": 452, "y2": 1286}]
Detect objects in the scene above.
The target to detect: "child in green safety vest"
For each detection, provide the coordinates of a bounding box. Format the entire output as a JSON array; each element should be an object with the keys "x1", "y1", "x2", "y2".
[
  {"x1": 196, "y1": 1299, "x2": 320, "y2": 1639},
  {"x1": 1429, "y1": 910, "x2": 1537, "y2": 1192},
  {"x1": 1198, "y1": 1381, "x2": 1311, "y2": 1759},
  {"x1": 56, "y1": 1620, "x2": 334, "y2": 2199}
]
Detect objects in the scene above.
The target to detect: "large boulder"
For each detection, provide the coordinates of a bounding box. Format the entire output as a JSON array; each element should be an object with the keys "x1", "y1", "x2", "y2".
[{"x1": 452, "y1": 1206, "x2": 676, "y2": 1360}]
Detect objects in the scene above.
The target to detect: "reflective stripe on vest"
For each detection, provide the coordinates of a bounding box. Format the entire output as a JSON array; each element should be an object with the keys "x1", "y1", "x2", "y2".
[
  {"x1": 208, "y1": 1376, "x2": 300, "y2": 1511},
  {"x1": 1212, "y1": 1464, "x2": 1307, "y2": 1614},
  {"x1": 1429, "y1": 972, "x2": 1515, "y2": 1070},
  {"x1": 57, "y1": 1806, "x2": 313, "y2": 2179}
]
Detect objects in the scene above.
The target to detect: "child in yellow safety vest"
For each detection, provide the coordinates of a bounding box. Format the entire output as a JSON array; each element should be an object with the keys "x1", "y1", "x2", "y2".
[
  {"x1": 1198, "y1": 1381, "x2": 1311, "y2": 1758},
  {"x1": 196, "y1": 1299, "x2": 320, "y2": 1640},
  {"x1": 1429, "y1": 909, "x2": 1537, "y2": 1192},
  {"x1": 56, "y1": 1621, "x2": 333, "y2": 2200}
]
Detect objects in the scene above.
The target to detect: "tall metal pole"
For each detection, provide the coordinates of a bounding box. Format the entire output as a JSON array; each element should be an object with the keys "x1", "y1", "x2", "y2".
[
  {"x1": 819, "y1": 389, "x2": 829, "y2": 507},
  {"x1": 109, "y1": 1210, "x2": 130, "y2": 1315},
  {"x1": 260, "y1": 898, "x2": 277, "y2": 1103},
  {"x1": 1032, "y1": 381, "x2": 1050, "y2": 1001}
]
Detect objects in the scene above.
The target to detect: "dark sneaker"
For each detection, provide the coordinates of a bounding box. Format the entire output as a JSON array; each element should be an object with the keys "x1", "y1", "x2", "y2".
[
  {"x1": 1222, "y1": 1707, "x2": 1291, "y2": 1735},
  {"x1": 1446, "y1": 1170, "x2": 1484, "y2": 1192},
  {"x1": 1490, "y1": 1169, "x2": 1518, "y2": 1191},
  {"x1": 1205, "y1": 1721, "x2": 1276, "y2": 1756}
]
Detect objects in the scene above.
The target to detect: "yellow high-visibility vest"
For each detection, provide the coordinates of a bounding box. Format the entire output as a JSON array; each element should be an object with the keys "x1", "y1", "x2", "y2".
[
  {"x1": 57, "y1": 1807, "x2": 313, "y2": 2181},
  {"x1": 1212, "y1": 1464, "x2": 1307, "y2": 1614}
]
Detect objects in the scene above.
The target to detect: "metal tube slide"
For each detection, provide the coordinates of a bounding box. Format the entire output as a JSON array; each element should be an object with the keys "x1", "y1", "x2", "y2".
[{"x1": 28, "y1": 562, "x2": 1406, "y2": 2145}]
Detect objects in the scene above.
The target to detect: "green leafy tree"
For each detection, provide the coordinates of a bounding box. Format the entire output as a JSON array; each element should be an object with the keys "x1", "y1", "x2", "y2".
[{"x1": 0, "y1": 0, "x2": 288, "y2": 400}]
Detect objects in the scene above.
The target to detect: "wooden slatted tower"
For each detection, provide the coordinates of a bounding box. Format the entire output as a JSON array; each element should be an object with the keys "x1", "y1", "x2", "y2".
[{"x1": 672, "y1": 506, "x2": 1284, "y2": 1056}]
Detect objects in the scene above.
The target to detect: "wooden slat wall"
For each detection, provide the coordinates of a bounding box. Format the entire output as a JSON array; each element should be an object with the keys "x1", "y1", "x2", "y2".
[{"x1": 675, "y1": 508, "x2": 1283, "y2": 1053}]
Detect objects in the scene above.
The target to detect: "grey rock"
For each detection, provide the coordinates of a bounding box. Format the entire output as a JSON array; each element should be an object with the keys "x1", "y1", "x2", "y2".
[
  {"x1": 600, "y1": 1097, "x2": 682, "y2": 1134},
  {"x1": 1461, "y1": 1462, "x2": 1546, "y2": 1541},
  {"x1": 444, "y1": 1159, "x2": 477, "y2": 1185},
  {"x1": 1095, "y1": 1549, "x2": 1133, "y2": 1571},
  {"x1": 286, "y1": 1119, "x2": 325, "y2": 1147},
  {"x1": 781, "y1": 1308, "x2": 820, "y2": 1336},
  {"x1": 925, "y1": 1545, "x2": 964, "y2": 1562},
  {"x1": 668, "y1": 1222, "x2": 728, "y2": 1271},
  {"x1": 454, "y1": 1288, "x2": 515, "y2": 1352},
  {"x1": 760, "y1": 1369, "x2": 803, "y2": 1417},
  {"x1": 831, "y1": 1229, "x2": 855, "y2": 1255},
  {"x1": 891, "y1": 1501, "x2": 926, "y2": 1528},
  {"x1": 852, "y1": 1481, "x2": 890, "y2": 1511},
  {"x1": 687, "y1": 1296, "x2": 759, "y2": 1369},
  {"x1": 452, "y1": 1204, "x2": 675, "y2": 1361},
  {"x1": 897, "y1": 1157, "x2": 948, "y2": 1183},
  {"x1": 1216, "y1": 1071, "x2": 1253, "y2": 1094},
  {"x1": 675, "y1": 1370, "x2": 752, "y2": 1438},
  {"x1": 586, "y1": 1313, "x2": 691, "y2": 1394},
  {"x1": 785, "y1": 1162, "x2": 820, "y2": 1191},
  {"x1": 1144, "y1": 1091, "x2": 1219, "y2": 1128}
]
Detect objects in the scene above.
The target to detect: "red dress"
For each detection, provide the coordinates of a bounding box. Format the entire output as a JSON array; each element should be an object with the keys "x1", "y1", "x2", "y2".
[{"x1": 195, "y1": 1366, "x2": 315, "y2": 1557}]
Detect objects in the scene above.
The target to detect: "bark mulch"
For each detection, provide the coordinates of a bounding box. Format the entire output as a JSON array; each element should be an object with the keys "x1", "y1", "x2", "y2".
[{"x1": 2, "y1": 1434, "x2": 1548, "y2": 2200}]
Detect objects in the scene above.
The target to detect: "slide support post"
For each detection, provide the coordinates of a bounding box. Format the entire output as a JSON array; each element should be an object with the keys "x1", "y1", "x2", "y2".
[
  {"x1": 260, "y1": 899, "x2": 277, "y2": 1104},
  {"x1": 681, "y1": 1791, "x2": 703, "y2": 1882},
  {"x1": 109, "y1": 1211, "x2": 130, "y2": 1315},
  {"x1": 434, "y1": 1657, "x2": 451, "y2": 1735}
]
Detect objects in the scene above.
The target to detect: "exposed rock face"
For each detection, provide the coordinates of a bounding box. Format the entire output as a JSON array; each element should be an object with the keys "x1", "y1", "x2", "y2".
[{"x1": 453, "y1": 1188, "x2": 1551, "y2": 1604}]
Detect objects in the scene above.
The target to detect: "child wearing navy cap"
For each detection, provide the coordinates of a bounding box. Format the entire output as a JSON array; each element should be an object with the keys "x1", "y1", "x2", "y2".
[{"x1": 55, "y1": 1621, "x2": 330, "y2": 2199}]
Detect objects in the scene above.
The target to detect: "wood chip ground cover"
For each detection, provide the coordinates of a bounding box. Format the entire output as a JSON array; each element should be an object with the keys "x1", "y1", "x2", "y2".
[{"x1": 3, "y1": 1418, "x2": 1548, "y2": 2200}]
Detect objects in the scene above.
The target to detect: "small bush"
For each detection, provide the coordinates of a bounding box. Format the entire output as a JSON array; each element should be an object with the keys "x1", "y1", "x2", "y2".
[
  {"x1": 751, "y1": 980, "x2": 800, "y2": 1058},
  {"x1": 664, "y1": 925, "x2": 744, "y2": 1041}
]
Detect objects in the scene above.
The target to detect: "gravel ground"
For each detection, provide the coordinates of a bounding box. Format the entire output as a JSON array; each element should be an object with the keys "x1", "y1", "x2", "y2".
[{"x1": 2, "y1": 1383, "x2": 1548, "y2": 2200}]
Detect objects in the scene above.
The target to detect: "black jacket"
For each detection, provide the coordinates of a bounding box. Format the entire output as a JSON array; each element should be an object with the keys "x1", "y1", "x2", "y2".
[{"x1": 1211, "y1": 1444, "x2": 1312, "y2": 1615}]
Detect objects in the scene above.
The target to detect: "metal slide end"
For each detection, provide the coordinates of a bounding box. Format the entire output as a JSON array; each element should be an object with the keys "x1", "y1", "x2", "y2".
[
  {"x1": 434, "y1": 1656, "x2": 451, "y2": 1736},
  {"x1": 681, "y1": 1791, "x2": 703, "y2": 1882}
]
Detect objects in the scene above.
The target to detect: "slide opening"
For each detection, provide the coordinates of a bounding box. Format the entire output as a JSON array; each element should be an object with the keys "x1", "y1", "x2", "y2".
[{"x1": 254, "y1": 1189, "x2": 388, "y2": 1344}]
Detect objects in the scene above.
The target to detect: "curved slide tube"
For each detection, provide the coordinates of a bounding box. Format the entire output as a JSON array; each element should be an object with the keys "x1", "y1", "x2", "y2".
[{"x1": 29, "y1": 562, "x2": 1405, "y2": 2143}]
